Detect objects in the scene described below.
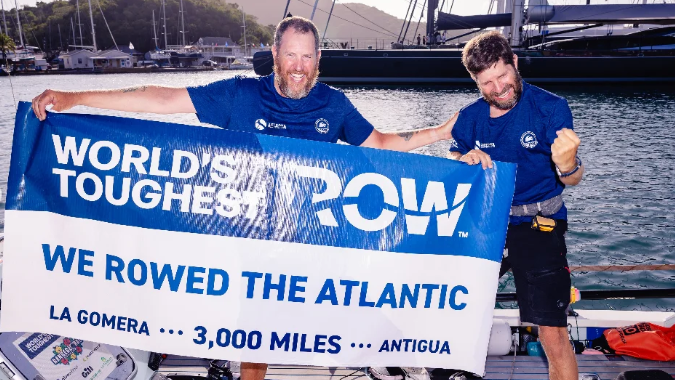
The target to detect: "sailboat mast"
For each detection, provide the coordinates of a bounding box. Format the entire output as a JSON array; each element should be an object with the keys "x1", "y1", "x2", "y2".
[
  {"x1": 180, "y1": 0, "x2": 185, "y2": 46},
  {"x1": 401, "y1": 0, "x2": 417, "y2": 43},
  {"x1": 310, "y1": 0, "x2": 319, "y2": 21},
  {"x1": 242, "y1": 8, "x2": 247, "y2": 56},
  {"x1": 509, "y1": 0, "x2": 524, "y2": 47},
  {"x1": 162, "y1": 0, "x2": 167, "y2": 49},
  {"x1": 58, "y1": 23, "x2": 63, "y2": 51},
  {"x1": 152, "y1": 10, "x2": 159, "y2": 48},
  {"x1": 1, "y1": 0, "x2": 8, "y2": 37},
  {"x1": 13, "y1": 0, "x2": 23, "y2": 48},
  {"x1": 496, "y1": 0, "x2": 512, "y2": 39},
  {"x1": 397, "y1": 0, "x2": 414, "y2": 43},
  {"x1": 283, "y1": 0, "x2": 290, "y2": 19},
  {"x1": 87, "y1": 0, "x2": 97, "y2": 51},
  {"x1": 77, "y1": 0, "x2": 83, "y2": 47},
  {"x1": 71, "y1": 17, "x2": 75, "y2": 49},
  {"x1": 426, "y1": 0, "x2": 437, "y2": 44},
  {"x1": 322, "y1": 0, "x2": 337, "y2": 42}
]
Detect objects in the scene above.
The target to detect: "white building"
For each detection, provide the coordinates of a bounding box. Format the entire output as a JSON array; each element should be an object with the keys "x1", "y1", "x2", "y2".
[
  {"x1": 61, "y1": 49, "x2": 133, "y2": 69},
  {"x1": 93, "y1": 49, "x2": 133, "y2": 68},
  {"x1": 61, "y1": 50, "x2": 96, "y2": 69}
]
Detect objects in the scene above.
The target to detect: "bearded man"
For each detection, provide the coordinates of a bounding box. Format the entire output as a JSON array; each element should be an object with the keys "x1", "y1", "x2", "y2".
[
  {"x1": 447, "y1": 31, "x2": 584, "y2": 380},
  {"x1": 33, "y1": 16, "x2": 456, "y2": 380}
]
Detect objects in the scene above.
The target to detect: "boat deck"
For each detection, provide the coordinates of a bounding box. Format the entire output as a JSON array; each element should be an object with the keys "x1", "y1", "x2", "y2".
[{"x1": 157, "y1": 354, "x2": 675, "y2": 380}]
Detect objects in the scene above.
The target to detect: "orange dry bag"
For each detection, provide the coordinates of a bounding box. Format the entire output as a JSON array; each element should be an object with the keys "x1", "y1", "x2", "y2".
[{"x1": 603, "y1": 322, "x2": 675, "y2": 361}]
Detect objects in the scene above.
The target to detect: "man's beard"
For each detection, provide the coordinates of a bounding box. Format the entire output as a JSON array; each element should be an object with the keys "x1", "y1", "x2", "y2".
[
  {"x1": 273, "y1": 62, "x2": 320, "y2": 99},
  {"x1": 482, "y1": 70, "x2": 523, "y2": 111}
]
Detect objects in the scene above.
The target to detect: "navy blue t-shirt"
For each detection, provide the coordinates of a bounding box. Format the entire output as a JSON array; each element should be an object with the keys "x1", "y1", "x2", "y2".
[
  {"x1": 449, "y1": 81, "x2": 574, "y2": 225},
  {"x1": 187, "y1": 74, "x2": 374, "y2": 145}
]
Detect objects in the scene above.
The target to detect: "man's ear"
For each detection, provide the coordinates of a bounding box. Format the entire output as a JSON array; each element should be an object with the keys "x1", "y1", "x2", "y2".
[
  {"x1": 272, "y1": 45, "x2": 278, "y2": 59},
  {"x1": 318, "y1": 49, "x2": 322, "y2": 60},
  {"x1": 513, "y1": 53, "x2": 518, "y2": 69}
]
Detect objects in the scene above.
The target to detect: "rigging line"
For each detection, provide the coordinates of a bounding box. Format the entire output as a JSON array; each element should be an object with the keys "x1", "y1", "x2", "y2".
[
  {"x1": 4, "y1": 67, "x2": 18, "y2": 112},
  {"x1": 294, "y1": 0, "x2": 399, "y2": 38},
  {"x1": 341, "y1": 3, "x2": 400, "y2": 38},
  {"x1": 397, "y1": 0, "x2": 414, "y2": 42},
  {"x1": 402, "y1": 0, "x2": 419, "y2": 42},
  {"x1": 412, "y1": 0, "x2": 426, "y2": 41}
]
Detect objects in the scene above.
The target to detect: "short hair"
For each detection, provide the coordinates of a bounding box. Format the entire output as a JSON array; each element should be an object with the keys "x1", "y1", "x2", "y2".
[
  {"x1": 461, "y1": 31, "x2": 515, "y2": 78},
  {"x1": 274, "y1": 16, "x2": 320, "y2": 53}
]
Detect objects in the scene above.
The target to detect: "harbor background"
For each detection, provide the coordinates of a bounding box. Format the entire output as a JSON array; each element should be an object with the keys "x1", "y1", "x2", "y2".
[{"x1": 1, "y1": 70, "x2": 673, "y2": 312}]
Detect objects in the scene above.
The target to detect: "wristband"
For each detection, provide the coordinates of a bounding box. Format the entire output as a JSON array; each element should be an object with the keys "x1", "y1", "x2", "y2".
[{"x1": 556, "y1": 156, "x2": 582, "y2": 178}]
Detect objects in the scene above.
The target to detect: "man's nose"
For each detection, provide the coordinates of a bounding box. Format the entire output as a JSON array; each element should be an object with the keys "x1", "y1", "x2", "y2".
[
  {"x1": 293, "y1": 58, "x2": 303, "y2": 71},
  {"x1": 493, "y1": 81, "x2": 504, "y2": 94}
]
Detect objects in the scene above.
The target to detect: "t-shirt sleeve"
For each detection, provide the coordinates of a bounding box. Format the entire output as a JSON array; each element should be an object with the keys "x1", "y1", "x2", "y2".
[
  {"x1": 448, "y1": 111, "x2": 473, "y2": 154},
  {"x1": 186, "y1": 78, "x2": 237, "y2": 127},
  {"x1": 339, "y1": 96, "x2": 375, "y2": 146},
  {"x1": 546, "y1": 99, "x2": 574, "y2": 144}
]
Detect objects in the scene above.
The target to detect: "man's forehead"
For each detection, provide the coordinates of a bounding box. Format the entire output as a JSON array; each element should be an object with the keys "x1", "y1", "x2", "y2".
[
  {"x1": 477, "y1": 59, "x2": 511, "y2": 82},
  {"x1": 280, "y1": 29, "x2": 312, "y2": 45}
]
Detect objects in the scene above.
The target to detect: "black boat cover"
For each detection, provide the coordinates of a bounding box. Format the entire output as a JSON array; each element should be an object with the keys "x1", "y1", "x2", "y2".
[
  {"x1": 546, "y1": 4, "x2": 675, "y2": 25},
  {"x1": 437, "y1": 4, "x2": 675, "y2": 30}
]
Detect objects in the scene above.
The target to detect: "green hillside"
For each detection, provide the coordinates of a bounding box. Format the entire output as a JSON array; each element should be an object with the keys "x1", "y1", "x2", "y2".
[{"x1": 3, "y1": 0, "x2": 274, "y2": 53}]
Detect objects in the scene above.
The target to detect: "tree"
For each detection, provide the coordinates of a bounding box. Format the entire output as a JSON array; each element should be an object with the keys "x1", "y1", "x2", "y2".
[
  {"x1": 0, "y1": 33, "x2": 16, "y2": 67},
  {"x1": 10, "y1": 0, "x2": 274, "y2": 53}
]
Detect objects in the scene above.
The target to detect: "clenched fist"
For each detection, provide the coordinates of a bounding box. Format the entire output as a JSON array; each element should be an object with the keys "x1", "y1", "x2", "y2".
[
  {"x1": 551, "y1": 128, "x2": 580, "y2": 173},
  {"x1": 32, "y1": 90, "x2": 79, "y2": 121}
]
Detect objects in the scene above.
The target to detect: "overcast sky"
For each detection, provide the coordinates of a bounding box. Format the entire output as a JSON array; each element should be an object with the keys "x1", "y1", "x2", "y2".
[{"x1": 6, "y1": 0, "x2": 653, "y2": 18}]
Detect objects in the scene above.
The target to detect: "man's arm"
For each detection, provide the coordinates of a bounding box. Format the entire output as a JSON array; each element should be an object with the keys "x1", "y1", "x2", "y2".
[
  {"x1": 552, "y1": 128, "x2": 583, "y2": 186},
  {"x1": 32, "y1": 86, "x2": 196, "y2": 121},
  {"x1": 359, "y1": 112, "x2": 458, "y2": 152}
]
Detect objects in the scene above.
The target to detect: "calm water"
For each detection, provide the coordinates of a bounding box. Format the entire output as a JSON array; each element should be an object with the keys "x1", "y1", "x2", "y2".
[{"x1": 1, "y1": 71, "x2": 674, "y2": 312}]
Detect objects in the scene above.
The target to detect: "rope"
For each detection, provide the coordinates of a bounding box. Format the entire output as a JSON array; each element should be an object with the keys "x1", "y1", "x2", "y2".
[
  {"x1": 570, "y1": 264, "x2": 675, "y2": 272},
  {"x1": 4, "y1": 66, "x2": 18, "y2": 111}
]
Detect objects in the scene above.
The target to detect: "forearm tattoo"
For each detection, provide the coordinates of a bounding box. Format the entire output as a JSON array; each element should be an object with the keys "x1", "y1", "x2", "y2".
[
  {"x1": 397, "y1": 131, "x2": 418, "y2": 141},
  {"x1": 121, "y1": 86, "x2": 148, "y2": 93}
]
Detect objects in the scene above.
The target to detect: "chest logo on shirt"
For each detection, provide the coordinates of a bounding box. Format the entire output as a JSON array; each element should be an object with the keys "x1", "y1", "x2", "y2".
[
  {"x1": 315, "y1": 118, "x2": 329, "y2": 134},
  {"x1": 520, "y1": 131, "x2": 538, "y2": 149},
  {"x1": 255, "y1": 119, "x2": 286, "y2": 131}
]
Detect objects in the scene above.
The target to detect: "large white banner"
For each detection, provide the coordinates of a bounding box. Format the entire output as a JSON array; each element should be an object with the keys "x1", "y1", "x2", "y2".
[{"x1": 2, "y1": 102, "x2": 515, "y2": 375}]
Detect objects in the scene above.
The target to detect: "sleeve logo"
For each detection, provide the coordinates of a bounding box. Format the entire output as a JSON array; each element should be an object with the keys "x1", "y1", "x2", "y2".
[{"x1": 254, "y1": 119, "x2": 267, "y2": 131}]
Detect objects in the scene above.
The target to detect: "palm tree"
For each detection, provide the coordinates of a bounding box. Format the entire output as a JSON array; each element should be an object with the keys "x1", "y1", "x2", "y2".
[{"x1": 1, "y1": 33, "x2": 16, "y2": 70}]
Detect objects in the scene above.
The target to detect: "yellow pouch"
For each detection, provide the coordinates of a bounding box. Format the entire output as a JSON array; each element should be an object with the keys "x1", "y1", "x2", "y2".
[{"x1": 531, "y1": 215, "x2": 556, "y2": 232}]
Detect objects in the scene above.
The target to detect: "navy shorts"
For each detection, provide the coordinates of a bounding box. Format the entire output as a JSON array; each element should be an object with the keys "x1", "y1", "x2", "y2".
[{"x1": 499, "y1": 220, "x2": 571, "y2": 327}]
